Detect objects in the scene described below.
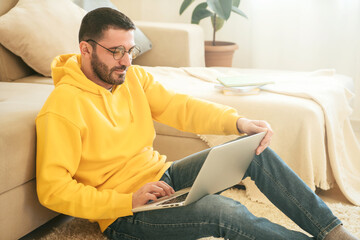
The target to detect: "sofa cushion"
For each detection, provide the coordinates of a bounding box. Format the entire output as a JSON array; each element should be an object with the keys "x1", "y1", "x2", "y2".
[
  {"x1": 0, "y1": 44, "x2": 35, "y2": 82},
  {"x1": 0, "y1": 0, "x2": 86, "y2": 77},
  {"x1": 12, "y1": 75, "x2": 53, "y2": 85},
  {"x1": 0, "y1": 82, "x2": 54, "y2": 194}
]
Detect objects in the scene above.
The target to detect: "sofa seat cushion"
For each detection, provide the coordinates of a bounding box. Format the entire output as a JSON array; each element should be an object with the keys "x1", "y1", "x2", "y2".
[
  {"x1": 0, "y1": 82, "x2": 53, "y2": 194},
  {"x1": 153, "y1": 121, "x2": 200, "y2": 139},
  {"x1": 13, "y1": 75, "x2": 53, "y2": 85}
]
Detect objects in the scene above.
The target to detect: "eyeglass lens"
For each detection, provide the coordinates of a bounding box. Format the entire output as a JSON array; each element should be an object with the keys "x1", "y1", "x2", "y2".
[{"x1": 114, "y1": 46, "x2": 141, "y2": 60}]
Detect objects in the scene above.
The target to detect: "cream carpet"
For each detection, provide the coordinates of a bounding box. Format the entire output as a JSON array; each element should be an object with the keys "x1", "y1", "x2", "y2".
[{"x1": 39, "y1": 188, "x2": 360, "y2": 240}]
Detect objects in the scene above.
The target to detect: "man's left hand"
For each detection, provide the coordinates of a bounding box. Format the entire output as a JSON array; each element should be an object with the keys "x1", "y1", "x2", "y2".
[{"x1": 236, "y1": 118, "x2": 274, "y2": 155}]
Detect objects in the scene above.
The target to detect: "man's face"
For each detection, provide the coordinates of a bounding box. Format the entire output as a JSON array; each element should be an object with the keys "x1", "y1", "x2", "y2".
[{"x1": 90, "y1": 28, "x2": 135, "y2": 86}]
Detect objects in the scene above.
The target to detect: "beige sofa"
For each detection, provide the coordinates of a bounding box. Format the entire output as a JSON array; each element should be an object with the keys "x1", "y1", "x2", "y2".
[
  {"x1": 0, "y1": 1, "x2": 209, "y2": 239},
  {"x1": 2, "y1": 0, "x2": 359, "y2": 239}
]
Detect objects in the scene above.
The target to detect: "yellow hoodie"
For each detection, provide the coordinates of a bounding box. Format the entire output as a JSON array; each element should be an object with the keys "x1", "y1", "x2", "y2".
[{"x1": 36, "y1": 54, "x2": 241, "y2": 232}]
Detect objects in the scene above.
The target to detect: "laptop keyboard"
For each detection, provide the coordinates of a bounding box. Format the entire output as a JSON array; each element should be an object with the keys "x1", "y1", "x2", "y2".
[{"x1": 158, "y1": 193, "x2": 189, "y2": 205}]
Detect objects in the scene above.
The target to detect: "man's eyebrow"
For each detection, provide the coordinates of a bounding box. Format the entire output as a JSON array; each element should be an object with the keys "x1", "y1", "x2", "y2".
[
  {"x1": 108, "y1": 45, "x2": 122, "y2": 49},
  {"x1": 109, "y1": 44, "x2": 136, "y2": 50}
]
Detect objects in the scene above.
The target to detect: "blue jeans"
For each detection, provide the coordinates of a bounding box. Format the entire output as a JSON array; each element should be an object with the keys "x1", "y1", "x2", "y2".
[{"x1": 104, "y1": 147, "x2": 341, "y2": 240}]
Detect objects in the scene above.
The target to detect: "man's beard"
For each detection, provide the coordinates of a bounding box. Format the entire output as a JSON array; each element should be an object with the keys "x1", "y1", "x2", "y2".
[{"x1": 91, "y1": 51, "x2": 127, "y2": 86}]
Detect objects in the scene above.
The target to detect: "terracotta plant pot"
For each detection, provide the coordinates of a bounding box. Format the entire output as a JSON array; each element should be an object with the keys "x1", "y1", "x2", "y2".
[{"x1": 204, "y1": 41, "x2": 239, "y2": 67}]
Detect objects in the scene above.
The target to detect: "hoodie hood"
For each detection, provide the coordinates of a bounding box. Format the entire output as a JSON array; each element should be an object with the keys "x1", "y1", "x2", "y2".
[{"x1": 51, "y1": 54, "x2": 134, "y2": 126}]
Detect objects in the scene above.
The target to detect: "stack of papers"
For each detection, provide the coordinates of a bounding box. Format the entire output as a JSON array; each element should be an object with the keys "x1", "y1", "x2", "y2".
[
  {"x1": 215, "y1": 75, "x2": 274, "y2": 95},
  {"x1": 214, "y1": 85, "x2": 260, "y2": 96}
]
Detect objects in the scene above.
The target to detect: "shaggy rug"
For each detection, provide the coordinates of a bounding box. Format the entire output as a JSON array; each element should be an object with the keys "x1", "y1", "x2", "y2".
[{"x1": 39, "y1": 188, "x2": 360, "y2": 240}]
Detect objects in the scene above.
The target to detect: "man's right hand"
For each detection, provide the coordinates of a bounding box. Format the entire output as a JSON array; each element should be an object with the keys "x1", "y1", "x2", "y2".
[{"x1": 132, "y1": 181, "x2": 175, "y2": 208}]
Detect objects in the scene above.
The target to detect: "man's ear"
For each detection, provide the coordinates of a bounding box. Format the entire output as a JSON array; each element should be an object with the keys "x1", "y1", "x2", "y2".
[{"x1": 79, "y1": 41, "x2": 92, "y2": 57}]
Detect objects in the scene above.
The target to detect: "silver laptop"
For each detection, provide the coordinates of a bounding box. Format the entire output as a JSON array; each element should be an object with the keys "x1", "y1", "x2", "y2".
[{"x1": 132, "y1": 132, "x2": 266, "y2": 213}]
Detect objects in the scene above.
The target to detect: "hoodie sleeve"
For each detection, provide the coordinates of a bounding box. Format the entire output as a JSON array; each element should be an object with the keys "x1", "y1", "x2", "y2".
[
  {"x1": 36, "y1": 112, "x2": 133, "y2": 219},
  {"x1": 136, "y1": 67, "x2": 242, "y2": 135}
]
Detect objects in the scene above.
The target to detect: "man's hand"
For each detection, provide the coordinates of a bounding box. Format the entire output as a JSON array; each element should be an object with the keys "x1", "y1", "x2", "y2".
[
  {"x1": 132, "y1": 181, "x2": 175, "y2": 208},
  {"x1": 236, "y1": 118, "x2": 274, "y2": 155}
]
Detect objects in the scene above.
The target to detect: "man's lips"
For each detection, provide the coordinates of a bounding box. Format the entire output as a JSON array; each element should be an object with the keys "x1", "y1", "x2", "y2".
[
  {"x1": 112, "y1": 66, "x2": 127, "y2": 74},
  {"x1": 112, "y1": 69, "x2": 126, "y2": 75}
]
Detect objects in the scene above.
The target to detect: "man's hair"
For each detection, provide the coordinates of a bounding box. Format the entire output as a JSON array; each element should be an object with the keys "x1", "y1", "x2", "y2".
[{"x1": 78, "y1": 7, "x2": 136, "y2": 43}]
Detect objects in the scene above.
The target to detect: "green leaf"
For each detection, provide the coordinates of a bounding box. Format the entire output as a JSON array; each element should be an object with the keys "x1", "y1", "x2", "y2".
[
  {"x1": 207, "y1": 0, "x2": 232, "y2": 20},
  {"x1": 232, "y1": 6, "x2": 248, "y2": 19},
  {"x1": 211, "y1": 15, "x2": 225, "y2": 32},
  {"x1": 232, "y1": 0, "x2": 240, "y2": 7},
  {"x1": 191, "y1": 3, "x2": 213, "y2": 24},
  {"x1": 179, "y1": 0, "x2": 195, "y2": 15}
]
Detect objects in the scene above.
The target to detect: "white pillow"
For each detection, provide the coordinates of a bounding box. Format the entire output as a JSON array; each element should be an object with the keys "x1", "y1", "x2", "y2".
[{"x1": 0, "y1": 0, "x2": 86, "y2": 77}]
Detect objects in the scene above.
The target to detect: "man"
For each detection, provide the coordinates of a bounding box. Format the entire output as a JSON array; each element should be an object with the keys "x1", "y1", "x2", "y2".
[{"x1": 36, "y1": 7, "x2": 357, "y2": 240}]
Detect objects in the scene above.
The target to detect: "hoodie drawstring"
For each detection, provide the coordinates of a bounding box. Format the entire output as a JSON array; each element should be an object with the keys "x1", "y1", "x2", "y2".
[
  {"x1": 124, "y1": 84, "x2": 134, "y2": 122},
  {"x1": 100, "y1": 91, "x2": 117, "y2": 127}
]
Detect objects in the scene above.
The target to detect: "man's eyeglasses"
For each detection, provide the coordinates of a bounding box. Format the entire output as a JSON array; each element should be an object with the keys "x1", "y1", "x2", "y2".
[{"x1": 86, "y1": 39, "x2": 141, "y2": 60}]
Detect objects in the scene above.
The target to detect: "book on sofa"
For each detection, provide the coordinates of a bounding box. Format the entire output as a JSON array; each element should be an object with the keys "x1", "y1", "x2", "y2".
[{"x1": 217, "y1": 75, "x2": 274, "y2": 87}]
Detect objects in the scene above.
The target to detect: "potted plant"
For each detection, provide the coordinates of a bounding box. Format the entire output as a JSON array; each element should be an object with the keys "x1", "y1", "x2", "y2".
[{"x1": 179, "y1": 0, "x2": 247, "y2": 67}]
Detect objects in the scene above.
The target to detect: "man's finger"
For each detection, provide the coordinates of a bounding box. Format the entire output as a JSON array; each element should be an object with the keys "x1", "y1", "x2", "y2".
[
  {"x1": 256, "y1": 145, "x2": 267, "y2": 155},
  {"x1": 157, "y1": 181, "x2": 175, "y2": 195},
  {"x1": 259, "y1": 125, "x2": 273, "y2": 146},
  {"x1": 144, "y1": 192, "x2": 158, "y2": 202},
  {"x1": 260, "y1": 135, "x2": 270, "y2": 146},
  {"x1": 146, "y1": 181, "x2": 175, "y2": 197},
  {"x1": 147, "y1": 184, "x2": 167, "y2": 197}
]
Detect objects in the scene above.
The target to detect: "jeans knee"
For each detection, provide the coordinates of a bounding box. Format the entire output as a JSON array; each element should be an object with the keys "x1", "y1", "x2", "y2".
[
  {"x1": 254, "y1": 147, "x2": 285, "y2": 168},
  {"x1": 194, "y1": 194, "x2": 256, "y2": 224},
  {"x1": 244, "y1": 147, "x2": 286, "y2": 181}
]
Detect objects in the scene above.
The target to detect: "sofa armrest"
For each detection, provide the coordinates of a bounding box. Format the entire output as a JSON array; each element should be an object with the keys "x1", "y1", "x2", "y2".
[{"x1": 133, "y1": 21, "x2": 205, "y2": 67}]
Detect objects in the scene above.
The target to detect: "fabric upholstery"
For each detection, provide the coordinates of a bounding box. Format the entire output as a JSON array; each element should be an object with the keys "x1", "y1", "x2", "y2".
[
  {"x1": 0, "y1": 44, "x2": 34, "y2": 82},
  {"x1": 0, "y1": 0, "x2": 34, "y2": 82},
  {"x1": 153, "y1": 121, "x2": 199, "y2": 138},
  {"x1": 153, "y1": 135, "x2": 208, "y2": 162},
  {"x1": 0, "y1": 82, "x2": 54, "y2": 194},
  {"x1": 0, "y1": 180, "x2": 58, "y2": 240},
  {"x1": 0, "y1": 0, "x2": 86, "y2": 77},
  {"x1": 133, "y1": 21, "x2": 205, "y2": 67}
]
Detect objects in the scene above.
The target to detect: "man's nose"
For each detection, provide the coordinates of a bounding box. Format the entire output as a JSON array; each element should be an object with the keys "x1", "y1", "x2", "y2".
[{"x1": 119, "y1": 53, "x2": 132, "y2": 67}]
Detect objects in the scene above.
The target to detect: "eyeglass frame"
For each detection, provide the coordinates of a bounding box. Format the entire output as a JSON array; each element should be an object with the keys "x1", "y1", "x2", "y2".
[{"x1": 85, "y1": 39, "x2": 141, "y2": 60}]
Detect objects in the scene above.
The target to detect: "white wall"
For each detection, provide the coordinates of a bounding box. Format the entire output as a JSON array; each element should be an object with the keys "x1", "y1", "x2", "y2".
[{"x1": 113, "y1": 0, "x2": 360, "y2": 122}]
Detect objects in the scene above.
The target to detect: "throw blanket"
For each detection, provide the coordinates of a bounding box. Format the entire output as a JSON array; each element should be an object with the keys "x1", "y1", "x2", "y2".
[{"x1": 143, "y1": 66, "x2": 360, "y2": 206}]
